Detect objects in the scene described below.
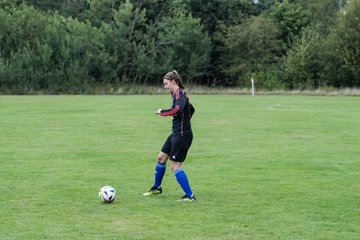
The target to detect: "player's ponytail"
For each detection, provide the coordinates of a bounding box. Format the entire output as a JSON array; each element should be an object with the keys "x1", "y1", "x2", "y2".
[{"x1": 164, "y1": 70, "x2": 185, "y2": 89}]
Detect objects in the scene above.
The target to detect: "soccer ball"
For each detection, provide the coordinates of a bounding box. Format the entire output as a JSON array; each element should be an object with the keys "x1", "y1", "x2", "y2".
[{"x1": 98, "y1": 186, "x2": 116, "y2": 203}]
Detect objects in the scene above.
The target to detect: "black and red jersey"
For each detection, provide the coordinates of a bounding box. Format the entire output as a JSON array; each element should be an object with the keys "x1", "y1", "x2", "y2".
[{"x1": 160, "y1": 88, "x2": 195, "y2": 136}]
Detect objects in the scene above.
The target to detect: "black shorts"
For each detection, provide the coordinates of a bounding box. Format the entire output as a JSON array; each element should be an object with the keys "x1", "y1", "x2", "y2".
[{"x1": 161, "y1": 134, "x2": 193, "y2": 162}]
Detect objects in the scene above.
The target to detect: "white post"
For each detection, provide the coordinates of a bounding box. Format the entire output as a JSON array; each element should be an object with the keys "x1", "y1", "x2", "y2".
[{"x1": 251, "y1": 77, "x2": 255, "y2": 96}]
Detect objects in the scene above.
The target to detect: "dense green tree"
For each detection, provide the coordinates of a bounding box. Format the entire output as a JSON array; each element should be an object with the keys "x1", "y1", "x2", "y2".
[
  {"x1": 189, "y1": 0, "x2": 256, "y2": 35},
  {"x1": 0, "y1": 0, "x2": 20, "y2": 8},
  {"x1": 83, "y1": 0, "x2": 124, "y2": 26},
  {"x1": 252, "y1": 0, "x2": 276, "y2": 14},
  {"x1": 187, "y1": 0, "x2": 257, "y2": 85},
  {"x1": 284, "y1": 25, "x2": 325, "y2": 89},
  {"x1": 105, "y1": 0, "x2": 150, "y2": 83},
  {"x1": 0, "y1": 0, "x2": 359, "y2": 92},
  {"x1": 0, "y1": 0, "x2": 88, "y2": 18},
  {"x1": 219, "y1": 14, "x2": 284, "y2": 87},
  {"x1": 157, "y1": 12, "x2": 211, "y2": 84},
  {"x1": 296, "y1": 0, "x2": 342, "y2": 34},
  {"x1": 0, "y1": 4, "x2": 112, "y2": 93},
  {"x1": 98, "y1": 0, "x2": 211, "y2": 85},
  {"x1": 322, "y1": 0, "x2": 360, "y2": 87},
  {"x1": 268, "y1": 1, "x2": 311, "y2": 48},
  {"x1": 284, "y1": 0, "x2": 359, "y2": 89}
]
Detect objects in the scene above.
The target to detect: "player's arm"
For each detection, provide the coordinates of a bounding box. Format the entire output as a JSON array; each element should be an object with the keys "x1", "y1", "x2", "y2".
[
  {"x1": 156, "y1": 95, "x2": 186, "y2": 116},
  {"x1": 156, "y1": 107, "x2": 178, "y2": 116}
]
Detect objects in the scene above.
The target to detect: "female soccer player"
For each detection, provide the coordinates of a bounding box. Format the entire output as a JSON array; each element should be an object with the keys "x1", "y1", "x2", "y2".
[{"x1": 143, "y1": 70, "x2": 196, "y2": 202}]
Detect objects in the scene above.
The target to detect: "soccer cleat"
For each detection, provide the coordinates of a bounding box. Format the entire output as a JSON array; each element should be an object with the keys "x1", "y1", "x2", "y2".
[
  {"x1": 177, "y1": 194, "x2": 196, "y2": 202},
  {"x1": 143, "y1": 186, "x2": 162, "y2": 196}
]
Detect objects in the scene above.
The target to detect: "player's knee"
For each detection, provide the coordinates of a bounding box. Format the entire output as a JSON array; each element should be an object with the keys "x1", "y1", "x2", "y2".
[
  {"x1": 170, "y1": 162, "x2": 182, "y2": 172},
  {"x1": 157, "y1": 156, "x2": 165, "y2": 163},
  {"x1": 157, "y1": 153, "x2": 168, "y2": 164}
]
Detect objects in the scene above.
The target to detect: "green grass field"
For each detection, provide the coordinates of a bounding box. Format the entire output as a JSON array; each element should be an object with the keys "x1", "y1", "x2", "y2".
[{"x1": 0, "y1": 95, "x2": 359, "y2": 239}]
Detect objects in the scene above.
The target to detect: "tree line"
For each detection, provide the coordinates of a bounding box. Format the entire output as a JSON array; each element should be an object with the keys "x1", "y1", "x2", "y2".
[{"x1": 0, "y1": 0, "x2": 359, "y2": 93}]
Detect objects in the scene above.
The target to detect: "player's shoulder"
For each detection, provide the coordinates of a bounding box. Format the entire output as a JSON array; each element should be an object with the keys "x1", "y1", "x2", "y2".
[
  {"x1": 174, "y1": 88, "x2": 186, "y2": 99},
  {"x1": 179, "y1": 88, "x2": 188, "y2": 97}
]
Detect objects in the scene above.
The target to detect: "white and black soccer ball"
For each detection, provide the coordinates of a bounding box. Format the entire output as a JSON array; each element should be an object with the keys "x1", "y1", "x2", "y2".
[{"x1": 98, "y1": 186, "x2": 116, "y2": 203}]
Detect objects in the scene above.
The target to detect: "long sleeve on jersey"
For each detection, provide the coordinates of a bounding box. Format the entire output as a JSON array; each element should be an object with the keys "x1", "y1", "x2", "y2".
[
  {"x1": 159, "y1": 88, "x2": 194, "y2": 136},
  {"x1": 160, "y1": 89, "x2": 186, "y2": 116}
]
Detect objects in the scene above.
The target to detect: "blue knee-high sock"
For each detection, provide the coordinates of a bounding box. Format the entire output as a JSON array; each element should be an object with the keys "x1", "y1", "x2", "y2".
[
  {"x1": 154, "y1": 162, "x2": 166, "y2": 188},
  {"x1": 174, "y1": 168, "x2": 193, "y2": 197}
]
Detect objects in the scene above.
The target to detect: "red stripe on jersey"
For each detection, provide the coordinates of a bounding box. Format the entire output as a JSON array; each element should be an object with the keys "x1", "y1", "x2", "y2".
[
  {"x1": 174, "y1": 88, "x2": 180, "y2": 100},
  {"x1": 160, "y1": 105, "x2": 180, "y2": 116}
]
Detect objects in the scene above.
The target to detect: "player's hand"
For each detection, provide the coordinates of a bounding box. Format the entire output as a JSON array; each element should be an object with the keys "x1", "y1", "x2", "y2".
[{"x1": 156, "y1": 108, "x2": 162, "y2": 114}]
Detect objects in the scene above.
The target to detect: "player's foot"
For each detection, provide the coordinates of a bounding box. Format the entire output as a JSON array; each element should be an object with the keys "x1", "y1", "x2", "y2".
[
  {"x1": 177, "y1": 194, "x2": 196, "y2": 202},
  {"x1": 143, "y1": 186, "x2": 162, "y2": 196}
]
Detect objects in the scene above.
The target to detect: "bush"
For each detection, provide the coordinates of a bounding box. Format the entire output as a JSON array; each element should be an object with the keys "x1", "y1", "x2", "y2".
[{"x1": 0, "y1": 4, "x2": 112, "y2": 93}]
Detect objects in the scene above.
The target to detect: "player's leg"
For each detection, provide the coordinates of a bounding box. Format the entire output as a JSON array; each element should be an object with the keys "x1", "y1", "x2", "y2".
[
  {"x1": 171, "y1": 161, "x2": 195, "y2": 201},
  {"x1": 153, "y1": 151, "x2": 169, "y2": 188},
  {"x1": 170, "y1": 135, "x2": 195, "y2": 202},
  {"x1": 143, "y1": 151, "x2": 169, "y2": 196},
  {"x1": 143, "y1": 136, "x2": 171, "y2": 196}
]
